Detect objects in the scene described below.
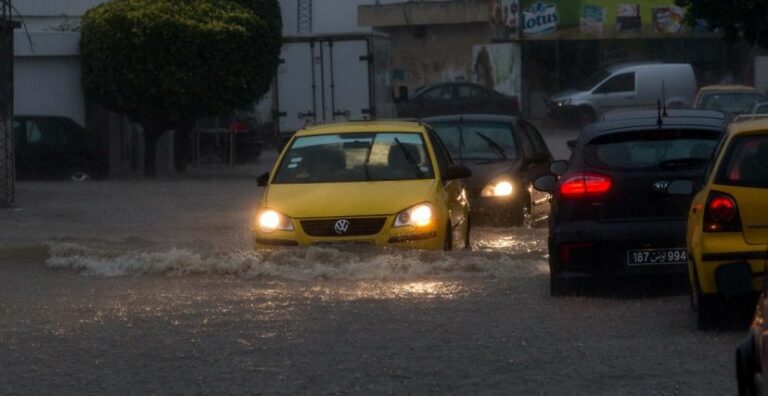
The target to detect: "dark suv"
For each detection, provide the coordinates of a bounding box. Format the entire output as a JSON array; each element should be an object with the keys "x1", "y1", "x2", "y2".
[
  {"x1": 534, "y1": 110, "x2": 726, "y2": 295},
  {"x1": 14, "y1": 115, "x2": 107, "y2": 181}
]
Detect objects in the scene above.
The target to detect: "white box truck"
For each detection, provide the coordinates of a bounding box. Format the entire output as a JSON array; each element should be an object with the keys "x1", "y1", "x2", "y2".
[{"x1": 274, "y1": 33, "x2": 395, "y2": 137}]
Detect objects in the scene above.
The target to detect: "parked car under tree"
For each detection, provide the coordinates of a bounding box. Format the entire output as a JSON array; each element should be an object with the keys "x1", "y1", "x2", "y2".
[
  {"x1": 14, "y1": 115, "x2": 107, "y2": 181},
  {"x1": 397, "y1": 82, "x2": 520, "y2": 119}
]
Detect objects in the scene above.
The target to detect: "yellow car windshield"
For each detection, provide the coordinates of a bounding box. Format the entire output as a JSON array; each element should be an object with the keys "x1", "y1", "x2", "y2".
[{"x1": 272, "y1": 132, "x2": 434, "y2": 183}]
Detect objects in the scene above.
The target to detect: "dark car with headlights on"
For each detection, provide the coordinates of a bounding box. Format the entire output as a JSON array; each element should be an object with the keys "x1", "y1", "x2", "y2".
[
  {"x1": 533, "y1": 110, "x2": 726, "y2": 295},
  {"x1": 424, "y1": 115, "x2": 552, "y2": 226}
]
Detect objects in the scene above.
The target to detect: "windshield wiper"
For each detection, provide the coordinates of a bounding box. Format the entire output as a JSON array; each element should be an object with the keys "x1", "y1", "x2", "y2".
[
  {"x1": 394, "y1": 138, "x2": 424, "y2": 179},
  {"x1": 659, "y1": 157, "x2": 709, "y2": 170},
  {"x1": 362, "y1": 139, "x2": 374, "y2": 181},
  {"x1": 474, "y1": 131, "x2": 507, "y2": 160}
]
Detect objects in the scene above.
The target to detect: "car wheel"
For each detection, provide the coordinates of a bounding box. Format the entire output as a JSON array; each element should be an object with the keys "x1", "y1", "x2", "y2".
[
  {"x1": 69, "y1": 169, "x2": 92, "y2": 182},
  {"x1": 463, "y1": 215, "x2": 472, "y2": 250},
  {"x1": 550, "y1": 275, "x2": 570, "y2": 297},
  {"x1": 737, "y1": 336, "x2": 758, "y2": 396},
  {"x1": 576, "y1": 107, "x2": 596, "y2": 127},
  {"x1": 522, "y1": 203, "x2": 533, "y2": 229},
  {"x1": 504, "y1": 199, "x2": 527, "y2": 227},
  {"x1": 443, "y1": 223, "x2": 453, "y2": 251},
  {"x1": 696, "y1": 293, "x2": 720, "y2": 331}
]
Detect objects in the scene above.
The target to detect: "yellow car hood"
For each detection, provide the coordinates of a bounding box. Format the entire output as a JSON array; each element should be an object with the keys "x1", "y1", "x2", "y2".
[{"x1": 264, "y1": 179, "x2": 438, "y2": 218}]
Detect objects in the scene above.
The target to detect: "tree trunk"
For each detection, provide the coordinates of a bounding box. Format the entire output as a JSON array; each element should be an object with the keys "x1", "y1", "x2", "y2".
[{"x1": 174, "y1": 120, "x2": 194, "y2": 173}]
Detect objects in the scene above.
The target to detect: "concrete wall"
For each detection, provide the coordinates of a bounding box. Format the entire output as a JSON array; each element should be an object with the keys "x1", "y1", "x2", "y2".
[
  {"x1": 383, "y1": 23, "x2": 492, "y2": 90},
  {"x1": 14, "y1": 56, "x2": 85, "y2": 125},
  {"x1": 281, "y1": 0, "x2": 437, "y2": 35},
  {"x1": 14, "y1": 33, "x2": 84, "y2": 125},
  {"x1": 358, "y1": 0, "x2": 489, "y2": 27}
]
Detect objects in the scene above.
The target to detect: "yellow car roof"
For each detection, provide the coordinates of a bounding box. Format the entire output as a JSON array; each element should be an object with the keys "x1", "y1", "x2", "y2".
[
  {"x1": 728, "y1": 116, "x2": 768, "y2": 136},
  {"x1": 698, "y1": 85, "x2": 758, "y2": 93},
  {"x1": 295, "y1": 121, "x2": 426, "y2": 136}
]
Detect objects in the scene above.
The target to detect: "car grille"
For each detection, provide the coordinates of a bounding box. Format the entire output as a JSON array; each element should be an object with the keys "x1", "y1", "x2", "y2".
[{"x1": 300, "y1": 217, "x2": 387, "y2": 237}]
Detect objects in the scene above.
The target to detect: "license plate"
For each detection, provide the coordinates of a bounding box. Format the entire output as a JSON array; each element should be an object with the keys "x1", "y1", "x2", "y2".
[
  {"x1": 627, "y1": 248, "x2": 687, "y2": 266},
  {"x1": 314, "y1": 241, "x2": 373, "y2": 247}
]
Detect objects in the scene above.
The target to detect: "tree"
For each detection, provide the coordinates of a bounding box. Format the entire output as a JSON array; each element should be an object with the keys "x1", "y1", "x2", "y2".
[
  {"x1": 80, "y1": 0, "x2": 282, "y2": 176},
  {"x1": 676, "y1": 0, "x2": 768, "y2": 48}
]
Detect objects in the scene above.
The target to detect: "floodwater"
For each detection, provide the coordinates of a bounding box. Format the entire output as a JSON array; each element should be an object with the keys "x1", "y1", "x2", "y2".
[{"x1": 0, "y1": 179, "x2": 742, "y2": 395}]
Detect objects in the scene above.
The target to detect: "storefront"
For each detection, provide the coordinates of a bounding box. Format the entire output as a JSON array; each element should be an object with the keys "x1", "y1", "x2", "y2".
[{"x1": 503, "y1": 0, "x2": 728, "y2": 117}]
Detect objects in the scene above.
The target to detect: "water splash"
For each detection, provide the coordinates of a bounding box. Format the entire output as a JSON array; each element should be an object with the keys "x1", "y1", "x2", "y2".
[{"x1": 45, "y1": 241, "x2": 548, "y2": 280}]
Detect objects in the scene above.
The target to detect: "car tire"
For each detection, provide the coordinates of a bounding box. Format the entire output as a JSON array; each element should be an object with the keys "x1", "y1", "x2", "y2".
[
  {"x1": 737, "y1": 336, "x2": 758, "y2": 396},
  {"x1": 504, "y1": 197, "x2": 529, "y2": 227},
  {"x1": 463, "y1": 215, "x2": 472, "y2": 250},
  {"x1": 576, "y1": 106, "x2": 597, "y2": 127},
  {"x1": 69, "y1": 169, "x2": 92, "y2": 182},
  {"x1": 443, "y1": 223, "x2": 453, "y2": 251},
  {"x1": 695, "y1": 293, "x2": 720, "y2": 331},
  {"x1": 550, "y1": 275, "x2": 570, "y2": 297}
]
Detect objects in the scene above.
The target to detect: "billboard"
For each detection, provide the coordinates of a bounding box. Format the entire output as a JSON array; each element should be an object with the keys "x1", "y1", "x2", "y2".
[
  {"x1": 518, "y1": 0, "x2": 708, "y2": 39},
  {"x1": 471, "y1": 43, "x2": 522, "y2": 98}
]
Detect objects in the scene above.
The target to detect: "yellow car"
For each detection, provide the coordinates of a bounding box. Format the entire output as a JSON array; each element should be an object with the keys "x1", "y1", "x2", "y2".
[
  {"x1": 681, "y1": 117, "x2": 768, "y2": 329},
  {"x1": 694, "y1": 85, "x2": 766, "y2": 119},
  {"x1": 253, "y1": 121, "x2": 472, "y2": 250}
]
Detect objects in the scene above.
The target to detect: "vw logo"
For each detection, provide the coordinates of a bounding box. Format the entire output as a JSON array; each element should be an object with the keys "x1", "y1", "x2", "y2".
[
  {"x1": 334, "y1": 219, "x2": 351, "y2": 235},
  {"x1": 653, "y1": 181, "x2": 670, "y2": 192}
]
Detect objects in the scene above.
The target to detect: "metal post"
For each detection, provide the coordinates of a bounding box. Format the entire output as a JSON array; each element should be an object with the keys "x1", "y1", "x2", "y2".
[
  {"x1": 0, "y1": 0, "x2": 16, "y2": 208},
  {"x1": 229, "y1": 114, "x2": 235, "y2": 167}
]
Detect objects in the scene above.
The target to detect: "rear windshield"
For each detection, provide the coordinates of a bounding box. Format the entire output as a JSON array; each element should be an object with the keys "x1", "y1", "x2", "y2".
[
  {"x1": 430, "y1": 122, "x2": 518, "y2": 161},
  {"x1": 700, "y1": 93, "x2": 766, "y2": 115},
  {"x1": 584, "y1": 129, "x2": 721, "y2": 171},
  {"x1": 272, "y1": 132, "x2": 434, "y2": 184},
  {"x1": 715, "y1": 134, "x2": 768, "y2": 188}
]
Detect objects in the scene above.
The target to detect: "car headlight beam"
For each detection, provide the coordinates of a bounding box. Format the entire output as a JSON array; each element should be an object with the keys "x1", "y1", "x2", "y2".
[
  {"x1": 481, "y1": 181, "x2": 514, "y2": 197},
  {"x1": 395, "y1": 203, "x2": 434, "y2": 228},
  {"x1": 257, "y1": 209, "x2": 294, "y2": 233}
]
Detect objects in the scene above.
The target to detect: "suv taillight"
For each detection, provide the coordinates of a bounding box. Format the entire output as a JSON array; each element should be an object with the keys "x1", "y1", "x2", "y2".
[
  {"x1": 704, "y1": 191, "x2": 742, "y2": 232},
  {"x1": 559, "y1": 172, "x2": 612, "y2": 199}
]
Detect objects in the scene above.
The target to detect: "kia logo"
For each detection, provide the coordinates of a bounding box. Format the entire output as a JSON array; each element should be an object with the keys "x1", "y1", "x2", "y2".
[
  {"x1": 334, "y1": 219, "x2": 350, "y2": 235},
  {"x1": 653, "y1": 181, "x2": 669, "y2": 192}
]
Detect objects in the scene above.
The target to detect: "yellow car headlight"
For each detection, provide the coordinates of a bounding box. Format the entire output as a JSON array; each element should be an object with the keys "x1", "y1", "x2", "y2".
[
  {"x1": 256, "y1": 209, "x2": 294, "y2": 233},
  {"x1": 481, "y1": 181, "x2": 514, "y2": 197},
  {"x1": 394, "y1": 203, "x2": 434, "y2": 228}
]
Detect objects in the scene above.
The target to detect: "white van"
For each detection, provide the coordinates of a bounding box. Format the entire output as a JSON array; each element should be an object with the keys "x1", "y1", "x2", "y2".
[{"x1": 547, "y1": 62, "x2": 697, "y2": 125}]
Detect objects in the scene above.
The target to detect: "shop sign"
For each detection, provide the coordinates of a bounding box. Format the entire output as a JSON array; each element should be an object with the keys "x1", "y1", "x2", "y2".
[{"x1": 523, "y1": 2, "x2": 558, "y2": 36}]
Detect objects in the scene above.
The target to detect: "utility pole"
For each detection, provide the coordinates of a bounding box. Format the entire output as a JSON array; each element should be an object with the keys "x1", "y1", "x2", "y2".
[
  {"x1": 297, "y1": 0, "x2": 312, "y2": 33},
  {"x1": 0, "y1": 0, "x2": 17, "y2": 208}
]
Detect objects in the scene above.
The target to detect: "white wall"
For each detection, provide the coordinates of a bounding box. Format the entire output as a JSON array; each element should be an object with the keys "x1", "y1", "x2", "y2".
[
  {"x1": 14, "y1": 57, "x2": 86, "y2": 126},
  {"x1": 14, "y1": 31, "x2": 85, "y2": 125},
  {"x1": 14, "y1": 0, "x2": 105, "y2": 32}
]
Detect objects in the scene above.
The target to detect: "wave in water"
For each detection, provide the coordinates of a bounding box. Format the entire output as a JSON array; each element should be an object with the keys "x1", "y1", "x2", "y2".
[{"x1": 45, "y1": 242, "x2": 548, "y2": 280}]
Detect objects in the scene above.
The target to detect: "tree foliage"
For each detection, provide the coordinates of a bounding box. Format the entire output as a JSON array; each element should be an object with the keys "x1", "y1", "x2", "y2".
[
  {"x1": 676, "y1": 0, "x2": 768, "y2": 48},
  {"x1": 80, "y1": 0, "x2": 282, "y2": 175}
]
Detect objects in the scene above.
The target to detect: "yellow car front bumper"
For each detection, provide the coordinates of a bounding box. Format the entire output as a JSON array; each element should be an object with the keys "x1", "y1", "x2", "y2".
[{"x1": 253, "y1": 216, "x2": 446, "y2": 251}]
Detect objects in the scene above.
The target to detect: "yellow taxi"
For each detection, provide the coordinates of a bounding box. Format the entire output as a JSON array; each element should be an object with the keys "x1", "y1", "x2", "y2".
[
  {"x1": 681, "y1": 116, "x2": 768, "y2": 329},
  {"x1": 253, "y1": 121, "x2": 472, "y2": 250},
  {"x1": 694, "y1": 85, "x2": 765, "y2": 119}
]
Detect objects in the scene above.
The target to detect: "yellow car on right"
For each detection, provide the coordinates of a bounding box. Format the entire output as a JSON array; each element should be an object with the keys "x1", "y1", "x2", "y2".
[{"x1": 682, "y1": 116, "x2": 768, "y2": 330}]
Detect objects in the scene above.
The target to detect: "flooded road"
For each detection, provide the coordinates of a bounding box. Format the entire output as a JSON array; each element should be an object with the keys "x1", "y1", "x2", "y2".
[{"x1": 0, "y1": 179, "x2": 741, "y2": 394}]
